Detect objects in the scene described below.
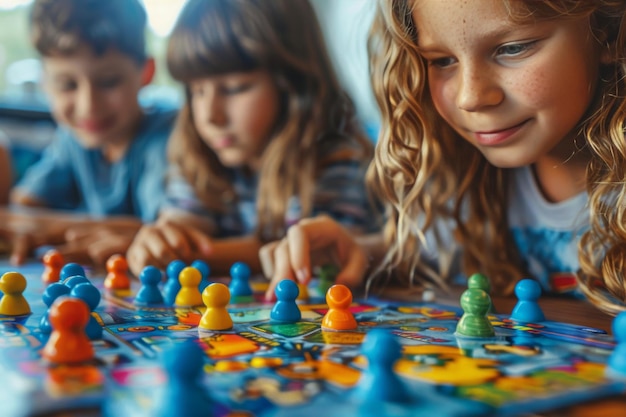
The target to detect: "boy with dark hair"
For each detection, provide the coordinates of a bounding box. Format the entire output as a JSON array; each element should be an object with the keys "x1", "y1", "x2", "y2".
[{"x1": 1, "y1": 0, "x2": 176, "y2": 266}]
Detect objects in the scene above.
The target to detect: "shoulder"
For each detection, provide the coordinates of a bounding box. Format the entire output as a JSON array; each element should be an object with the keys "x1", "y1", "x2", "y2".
[{"x1": 141, "y1": 104, "x2": 178, "y2": 136}]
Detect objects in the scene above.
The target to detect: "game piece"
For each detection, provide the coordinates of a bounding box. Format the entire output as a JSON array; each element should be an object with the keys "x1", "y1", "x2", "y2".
[
  {"x1": 199, "y1": 283, "x2": 233, "y2": 331},
  {"x1": 456, "y1": 287, "x2": 495, "y2": 338},
  {"x1": 41, "y1": 249, "x2": 64, "y2": 285},
  {"x1": 0, "y1": 272, "x2": 31, "y2": 316},
  {"x1": 104, "y1": 254, "x2": 131, "y2": 290},
  {"x1": 191, "y1": 259, "x2": 211, "y2": 292},
  {"x1": 134, "y1": 266, "x2": 164, "y2": 306},
  {"x1": 270, "y1": 279, "x2": 301, "y2": 323},
  {"x1": 318, "y1": 264, "x2": 338, "y2": 295},
  {"x1": 63, "y1": 275, "x2": 91, "y2": 289},
  {"x1": 175, "y1": 267, "x2": 203, "y2": 307},
  {"x1": 297, "y1": 283, "x2": 309, "y2": 302},
  {"x1": 321, "y1": 284, "x2": 357, "y2": 331},
  {"x1": 511, "y1": 279, "x2": 545, "y2": 323},
  {"x1": 39, "y1": 282, "x2": 71, "y2": 334},
  {"x1": 156, "y1": 340, "x2": 212, "y2": 417},
  {"x1": 59, "y1": 262, "x2": 86, "y2": 281},
  {"x1": 229, "y1": 262, "x2": 253, "y2": 303},
  {"x1": 607, "y1": 311, "x2": 626, "y2": 378},
  {"x1": 164, "y1": 259, "x2": 186, "y2": 305},
  {"x1": 70, "y1": 282, "x2": 103, "y2": 340},
  {"x1": 467, "y1": 272, "x2": 496, "y2": 313},
  {"x1": 41, "y1": 297, "x2": 94, "y2": 364},
  {"x1": 353, "y1": 329, "x2": 410, "y2": 404}
]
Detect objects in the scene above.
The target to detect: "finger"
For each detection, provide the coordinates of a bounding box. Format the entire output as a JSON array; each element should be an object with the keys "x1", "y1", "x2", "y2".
[
  {"x1": 55, "y1": 243, "x2": 93, "y2": 266},
  {"x1": 335, "y1": 248, "x2": 369, "y2": 289},
  {"x1": 65, "y1": 226, "x2": 93, "y2": 242},
  {"x1": 87, "y1": 234, "x2": 134, "y2": 267},
  {"x1": 259, "y1": 241, "x2": 279, "y2": 279},
  {"x1": 265, "y1": 240, "x2": 296, "y2": 301},
  {"x1": 10, "y1": 234, "x2": 32, "y2": 265},
  {"x1": 286, "y1": 225, "x2": 311, "y2": 284},
  {"x1": 158, "y1": 223, "x2": 194, "y2": 260},
  {"x1": 182, "y1": 227, "x2": 213, "y2": 256}
]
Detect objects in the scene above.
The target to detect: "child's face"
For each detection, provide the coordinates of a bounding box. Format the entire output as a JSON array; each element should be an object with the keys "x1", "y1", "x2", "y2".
[
  {"x1": 189, "y1": 71, "x2": 280, "y2": 171},
  {"x1": 42, "y1": 44, "x2": 148, "y2": 150},
  {"x1": 413, "y1": 0, "x2": 602, "y2": 168}
]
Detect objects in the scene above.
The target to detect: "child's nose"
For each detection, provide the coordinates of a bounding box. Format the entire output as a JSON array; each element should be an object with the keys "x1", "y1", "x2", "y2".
[{"x1": 456, "y1": 64, "x2": 503, "y2": 112}]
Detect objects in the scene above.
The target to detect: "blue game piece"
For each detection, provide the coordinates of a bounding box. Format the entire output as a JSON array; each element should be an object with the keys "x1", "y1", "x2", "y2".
[
  {"x1": 135, "y1": 266, "x2": 164, "y2": 306},
  {"x1": 229, "y1": 262, "x2": 253, "y2": 302},
  {"x1": 608, "y1": 311, "x2": 626, "y2": 377},
  {"x1": 191, "y1": 260, "x2": 211, "y2": 292},
  {"x1": 64, "y1": 275, "x2": 91, "y2": 289},
  {"x1": 510, "y1": 279, "x2": 545, "y2": 323},
  {"x1": 70, "y1": 282, "x2": 103, "y2": 339},
  {"x1": 60, "y1": 263, "x2": 86, "y2": 281},
  {"x1": 39, "y1": 282, "x2": 71, "y2": 334},
  {"x1": 156, "y1": 340, "x2": 212, "y2": 417},
  {"x1": 270, "y1": 280, "x2": 301, "y2": 323},
  {"x1": 164, "y1": 260, "x2": 186, "y2": 306},
  {"x1": 353, "y1": 329, "x2": 410, "y2": 404}
]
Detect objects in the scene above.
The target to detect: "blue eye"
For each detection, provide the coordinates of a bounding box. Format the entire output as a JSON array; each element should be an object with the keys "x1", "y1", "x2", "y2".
[{"x1": 496, "y1": 41, "x2": 536, "y2": 56}]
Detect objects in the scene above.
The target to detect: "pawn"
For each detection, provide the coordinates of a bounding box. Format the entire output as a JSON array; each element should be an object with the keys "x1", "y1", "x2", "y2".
[
  {"x1": 468, "y1": 272, "x2": 496, "y2": 314},
  {"x1": 353, "y1": 329, "x2": 410, "y2": 404},
  {"x1": 164, "y1": 260, "x2": 186, "y2": 306},
  {"x1": 199, "y1": 283, "x2": 233, "y2": 331},
  {"x1": 64, "y1": 275, "x2": 91, "y2": 289},
  {"x1": 191, "y1": 260, "x2": 211, "y2": 293},
  {"x1": 297, "y1": 283, "x2": 309, "y2": 302},
  {"x1": 70, "y1": 283, "x2": 102, "y2": 340},
  {"x1": 321, "y1": 284, "x2": 357, "y2": 331},
  {"x1": 104, "y1": 254, "x2": 130, "y2": 290},
  {"x1": 456, "y1": 288, "x2": 495, "y2": 338},
  {"x1": 60, "y1": 262, "x2": 86, "y2": 281},
  {"x1": 42, "y1": 249, "x2": 64, "y2": 284},
  {"x1": 135, "y1": 266, "x2": 164, "y2": 306},
  {"x1": 156, "y1": 340, "x2": 212, "y2": 417},
  {"x1": 270, "y1": 280, "x2": 301, "y2": 323},
  {"x1": 607, "y1": 311, "x2": 626, "y2": 377},
  {"x1": 40, "y1": 283, "x2": 71, "y2": 334},
  {"x1": 175, "y1": 267, "x2": 203, "y2": 307},
  {"x1": 511, "y1": 279, "x2": 545, "y2": 323},
  {"x1": 0, "y1": 272, "x2": 31, "y2": 316},
  {"x1": 229, "y1": 262, "x2": 253, "y2": 303},
  {"x1": 41, "y1": 297, "x2": 94, "y2": 364}
]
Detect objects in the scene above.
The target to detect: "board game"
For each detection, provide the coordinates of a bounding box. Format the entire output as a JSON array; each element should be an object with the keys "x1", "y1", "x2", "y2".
[{"x1": 0, "y1": 258, "x2": 624, "y2": 417}]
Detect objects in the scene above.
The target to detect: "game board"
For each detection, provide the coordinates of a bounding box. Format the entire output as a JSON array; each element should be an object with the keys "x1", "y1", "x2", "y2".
[{"x1": 0, "y1": 259, "x2": 624, "y2": 417}]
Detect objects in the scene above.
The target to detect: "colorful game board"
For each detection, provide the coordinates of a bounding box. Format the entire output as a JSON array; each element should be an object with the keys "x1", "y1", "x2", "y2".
[{"x1": 0, "y1": 259, "x2": 624, "y2": 417}]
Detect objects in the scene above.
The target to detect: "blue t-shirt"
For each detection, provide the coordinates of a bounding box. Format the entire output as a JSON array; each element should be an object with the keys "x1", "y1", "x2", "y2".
[{"x1": 15, "y1": 105, "x2": 177, "y2": 222}]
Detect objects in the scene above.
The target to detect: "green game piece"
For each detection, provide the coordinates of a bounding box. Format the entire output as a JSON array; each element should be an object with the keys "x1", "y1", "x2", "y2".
[
  {"x1": 456, "y1": 288, "x2": 495, "y2": 338},
  {"x1": 467, "y1": 272, "x2": 496, "y2": 314},
  {"x1": 317, "y1": 264, "x2": 338, "y2": 295}
]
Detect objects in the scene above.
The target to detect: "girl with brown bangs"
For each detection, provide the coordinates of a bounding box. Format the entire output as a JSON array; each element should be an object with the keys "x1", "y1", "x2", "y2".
[
  {"x1": 127, "y1": 0, "x2": 377, "y2": 291},
  {"x1": 261, "y1": 0, "x2": 626, "y2": 315}
]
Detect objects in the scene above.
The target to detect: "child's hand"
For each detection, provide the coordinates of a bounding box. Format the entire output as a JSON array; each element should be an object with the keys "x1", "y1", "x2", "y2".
[
  {"x1": 259, "y1": 215, "x2": 369, "y2": 301},
  {"x1": 126, "y1": 219, "x2": 213, "y2": 277},
  {"x1": 58, "y1": 225, "x2": 141, "y2": 267}
]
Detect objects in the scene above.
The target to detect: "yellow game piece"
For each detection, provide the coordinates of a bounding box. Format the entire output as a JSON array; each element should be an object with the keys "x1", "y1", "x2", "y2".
[
  {"x1": 175, "y1": 267, "x2": 203, "y2": 307},
  {"x1": 199, "y1": 283, "x2": 233, "y2": 331},
  {"x1": 297, "y1": 283, "x2": 309, "y2": 302},
  {"x1": 0, "y1": 272, "x2": 31, "y2": 316}
]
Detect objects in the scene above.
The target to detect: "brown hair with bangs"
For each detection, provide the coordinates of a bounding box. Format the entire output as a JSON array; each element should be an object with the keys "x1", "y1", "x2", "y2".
[
  {"x1": 368, "y1": 0, "x2": 626, "y2": 314},
  {"x1": 166, "y1": 0, "x2": 373, "y2": 241},
  {"x1": 29, "y1": 0, "x2": 147, "y2": 63}
]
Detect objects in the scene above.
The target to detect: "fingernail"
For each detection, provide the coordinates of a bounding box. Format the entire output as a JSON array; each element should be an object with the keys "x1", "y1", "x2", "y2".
[{"x1": 295, "y1": 268, "x2": 309, "y2": 283}]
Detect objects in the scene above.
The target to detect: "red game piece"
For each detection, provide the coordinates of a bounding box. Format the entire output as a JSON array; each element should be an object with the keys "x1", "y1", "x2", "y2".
[
  {"x1": 104, "y1": 254, "x2": 131, "y2": 290},
  {"x1": 321, "y1": 284, "x2": 357, "y2": 331},
  {"x1": 42, "y1": 249, "x2": 64, "y2": 285},
  {"x1": 41, "y1": 297, "x2": 94, "y2": 364}
]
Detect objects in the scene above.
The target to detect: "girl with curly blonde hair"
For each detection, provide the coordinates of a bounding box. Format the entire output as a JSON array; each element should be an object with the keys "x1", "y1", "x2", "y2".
[{"x1": 262, "y1": 0, "x2": 626, "y2": 315}]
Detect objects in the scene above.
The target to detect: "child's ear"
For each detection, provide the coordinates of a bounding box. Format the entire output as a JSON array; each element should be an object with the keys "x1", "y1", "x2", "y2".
[{"x1": 141, "y1": 57, "x2": 156, "y2": 86}]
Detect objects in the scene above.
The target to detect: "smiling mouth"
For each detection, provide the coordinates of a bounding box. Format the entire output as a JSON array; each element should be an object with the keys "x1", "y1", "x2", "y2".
[{"x1": 474, "y1": 120, "x2": 529, "y2": 146}]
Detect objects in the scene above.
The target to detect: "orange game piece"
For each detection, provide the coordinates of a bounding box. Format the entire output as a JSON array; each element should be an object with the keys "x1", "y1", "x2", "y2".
[
  {"x1": 104, "y1": 254, "x2": 131, "y2": 290},
  {"x1": 321, "y1": 284, "x2": 357, "y2": 331},
  {"x1": 42, "y1": 249, "x2": 64, "y2": 284},
  {"x1": 0, "y1": 271, "x2": 31, "y2": 316},
  {"x1": 199, "y1": 283, "x2": 233, "y2": 331},
  {"x1": 41, "y1": 297, "x2": 94, "y2": 364},
  {"x1": 175, "y1": 267, "x2": 203, "y2": 307}
]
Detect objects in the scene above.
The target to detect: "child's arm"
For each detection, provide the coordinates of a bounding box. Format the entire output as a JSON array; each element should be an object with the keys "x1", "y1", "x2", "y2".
[
  {"x1": 259, "y1": 215, "x2": 385, "y2": 300},
  {"x1": 0, "y1": 143, "x2": 11, "y2": 206}
]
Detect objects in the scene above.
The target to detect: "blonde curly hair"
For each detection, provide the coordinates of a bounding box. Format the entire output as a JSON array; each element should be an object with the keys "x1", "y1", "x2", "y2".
[{"x1": 367, "y1": 0, "x2": 626, "y2": 315}]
